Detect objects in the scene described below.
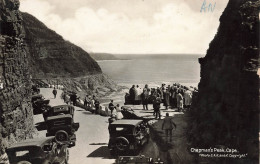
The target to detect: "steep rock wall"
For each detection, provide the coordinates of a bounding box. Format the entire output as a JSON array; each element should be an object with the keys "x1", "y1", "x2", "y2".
[
  {"x1": 0, "y1": 0, "x2": 34, "y2": 158},
  {"x1": 188, "y1": 0, "x2": 259, "y2": 163}
]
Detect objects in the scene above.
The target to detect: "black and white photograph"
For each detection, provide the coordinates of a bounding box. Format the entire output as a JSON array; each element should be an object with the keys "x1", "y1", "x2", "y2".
[{"x1": 0, "y1": 0, "x2": 259, "y2": 163}]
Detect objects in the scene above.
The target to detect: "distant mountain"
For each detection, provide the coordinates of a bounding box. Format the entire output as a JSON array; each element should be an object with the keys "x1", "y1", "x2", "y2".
[
  {"x1": 89, "y1": 52, "x2": 119, "y2": 60},
  {"x1": 22, "y1": 12, "x2": 102, "y2": 78}
]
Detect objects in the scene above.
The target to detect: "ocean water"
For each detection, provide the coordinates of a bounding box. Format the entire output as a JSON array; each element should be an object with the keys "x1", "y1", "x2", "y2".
[{"x1": 98, "y1": 54, "x2": 202, "y2": 88}]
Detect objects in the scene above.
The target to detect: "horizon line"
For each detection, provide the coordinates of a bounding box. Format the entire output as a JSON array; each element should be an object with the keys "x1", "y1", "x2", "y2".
[{"x1": 91, "y1": 52, "x2": 204, "y2": 56}]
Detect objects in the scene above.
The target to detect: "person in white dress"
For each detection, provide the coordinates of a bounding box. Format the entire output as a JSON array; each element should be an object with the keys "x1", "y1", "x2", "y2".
[{"x1": 115, "y1": 104, "x2": 123, "y2": 120}]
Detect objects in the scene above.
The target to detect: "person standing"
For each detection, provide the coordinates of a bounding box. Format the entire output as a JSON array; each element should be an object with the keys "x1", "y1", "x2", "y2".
[
  {"x1": 115, "y1": 104, "x2": 123, "y2": 120},
  {"x1": 129, "y1": 85, "x2": 136, "y2": 105},
  {"x1": 184, "y1": 89, "x2": 192, "y2": 109},
  {"x1": 136, "y1": 85, "x2": 142, "y2": 105},
  {"x1": 160, "y1": 84, "x2": 166, "y2": 103},
  {"x1": 52, "y1": 88, "x2": 57, "y2": 99},
  {"x1": 142, "y1": 84, "x2": 150, "y2": 110},
  {"x1": 164, "y1": 88, "x2": 170, "y2": 109},
  {"x1": 70, "y1": 92, "x2": 77, "y2": 106},
  {"x1": 84, "y1": 95, "x2": 89, "y2": 108},
  {"x1": 176, "y1": 91, "x2": 183, "y2": 112},
  {"x1": 94, "y1": 96, "x2": 100, "y2": 114},
  {"x1": 134, "y1": 85, "x2": 139, "y2": 105},
  {"x1": 109, "y1": 100, "x2": 115, "y2": 116},
  {"x1": 162, "y1": 113, "x2": 177, "y2": 142},
  {"x1": 153, "y1": 94, "x2": 161, "y2": 119}
]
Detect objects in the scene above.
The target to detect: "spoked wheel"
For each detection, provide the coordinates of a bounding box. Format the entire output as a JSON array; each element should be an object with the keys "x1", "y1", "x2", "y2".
[{"x1": 115, "y1": 137, "x2": 129, "y2": 151}]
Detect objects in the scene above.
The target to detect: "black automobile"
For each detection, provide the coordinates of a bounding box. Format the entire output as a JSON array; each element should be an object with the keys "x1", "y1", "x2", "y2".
[
  {"x1": 108, "y1": 119, "x2": 150, "y2": 156},
  {"x1": 31, "y1": 94, "x2": 50, "y2": 115},
  {"x1": 44, "y1": 105, "x2": 79, "y2": 147},
  {"x1": 6, "y1": 137, "x2": 69, "y2": 164},
  {"x1": 43, "y1": 105, "x2": 75, "y2": 121}
]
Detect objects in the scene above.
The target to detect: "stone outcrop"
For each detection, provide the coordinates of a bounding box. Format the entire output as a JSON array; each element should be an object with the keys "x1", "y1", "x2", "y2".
[
  {"x1": 0, "y1": 0, "x2": 35, "y2": 158},
  {"x1": 21, "y1": 12, "x2": 102, "y2": 78},
  {"x1": 188, "y1": 0, "x2": 259, "y2": 163}
]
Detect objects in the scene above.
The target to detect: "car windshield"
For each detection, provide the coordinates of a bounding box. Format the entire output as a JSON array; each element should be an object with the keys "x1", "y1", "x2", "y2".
[
  {"x1": 110, "y1": 126, "x2": 134, "y2": 135},
  {"x1": 15, "y1": 150, "x2": 29, "y2": 157},
  {"x1": 8, "y1": 146, "x2": 42, "y2": 158}
]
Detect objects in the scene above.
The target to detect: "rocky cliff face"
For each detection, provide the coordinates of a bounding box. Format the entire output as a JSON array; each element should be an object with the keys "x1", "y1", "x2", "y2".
[
  {"x1": 22, "y1": 12, "x2": 102, "y2": 78},
  {"x1": 0, "y1": 0, "x2": 35, "y2": 159},
  {"x1": 189, "y1": 0, "x2": 259, "y2": 163}
]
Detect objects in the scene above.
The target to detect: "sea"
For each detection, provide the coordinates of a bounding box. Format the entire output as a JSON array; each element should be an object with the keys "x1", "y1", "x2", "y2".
[{"x1": 97, "y1": 54, "x2": 203, "y2": 89}]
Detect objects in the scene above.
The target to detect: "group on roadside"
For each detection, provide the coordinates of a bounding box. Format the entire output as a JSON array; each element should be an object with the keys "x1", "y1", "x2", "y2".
[
  {"x1": 108, "y1": 100, "x2": 124, "y2": 120},
  {"x1": 127, "y1": 83, "x2": 197, "y2": 119},
  {"x1": 83, "y1": 94, "x2": 100, "y2": 114}
]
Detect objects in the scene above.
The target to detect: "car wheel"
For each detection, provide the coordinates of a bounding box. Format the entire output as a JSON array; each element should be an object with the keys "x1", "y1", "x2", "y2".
[
  {"x1": 17, "y1": 161, "x2": 32, "y2": 164},
  {"x1": 55, "y1": 130, "x2": 69, "y2": 142},
  {"x1": 115, "y1": 137, "x2": 129, "y2": 151}
]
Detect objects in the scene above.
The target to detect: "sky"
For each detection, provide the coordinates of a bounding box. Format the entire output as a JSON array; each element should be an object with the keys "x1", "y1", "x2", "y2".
[{"x1": 20, "y1": 0, "x2": 229, "y2": 55}]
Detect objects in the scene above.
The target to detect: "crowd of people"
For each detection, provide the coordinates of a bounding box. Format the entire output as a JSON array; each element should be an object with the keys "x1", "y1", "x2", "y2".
[
  {"x1": 60, "y1": 91, "x2": 101, "y2": 114},
  {"x1": 128, "y1": 83, "x2": 197, "y2": 119},
  {"x1": 83, "y1": 95, "x2": 100, "y2": 114}
]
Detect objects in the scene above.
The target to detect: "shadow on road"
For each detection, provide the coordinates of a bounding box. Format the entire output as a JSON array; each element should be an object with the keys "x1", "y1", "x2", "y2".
[
  {"x1": 82, "y1": 111, "x2": 94, "y2": 115},
  {"x1": 139, "y1": 111, "x2": 154, "y2": 113},
  {"x1": 89, "y1": 143, "x2": 108, "y2": 145},
  {"x1": 87, "y1": 146, "x2": 113, "y2": 159}
]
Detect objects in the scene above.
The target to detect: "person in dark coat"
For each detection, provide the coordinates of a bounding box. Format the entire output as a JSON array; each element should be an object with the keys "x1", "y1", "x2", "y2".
[
  {"x1": 153, "y1": 94, "x2": 161, "y2": 119},
  {"x1": 129, "y1": 85, "x2": 136, "y2": 104},
  {"x1": 162, "y1": 113, "x2": 177, "y2": 142},
  {"x1": 142, "y1": 84, "x2": 150, "y2": 110},
  {"x1": 109, "y1": 100, "x2": 115, "y2": 116},
  {"x1": 70, "y1": 93, "x2": 77, "y2": 106},
  {"x1": 52, "y1": 88, "x2": 57, "y2": 99},
  {"x1": 94, "y1": 96, "x2": 100, "y2": 114}
]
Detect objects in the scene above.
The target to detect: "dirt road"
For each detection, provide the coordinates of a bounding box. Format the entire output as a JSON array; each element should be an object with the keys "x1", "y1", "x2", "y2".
[{"x1": 34, "y1": 88, "x2": 116, "y2": 164}]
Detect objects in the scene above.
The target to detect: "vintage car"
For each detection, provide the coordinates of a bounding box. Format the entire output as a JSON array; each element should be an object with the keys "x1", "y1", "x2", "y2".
[
  {"x1": 43, "y1": 105, "x2": 75, "y2": 121},
  {"x1": 44, "y1": 105, "x2": 79, "y2": 147},
  {"x1": 108, "y1": 119, "x2": 150, "y2": 156},
  {"x1": 116, "y1": 155, "x2": 164, "y2": 164},
  {"x1": 31, "y1": 94, "x2": 50, "y2": 115},
  {"x1": 6, "y1": 137, "x2": 69, "y2": 164}
]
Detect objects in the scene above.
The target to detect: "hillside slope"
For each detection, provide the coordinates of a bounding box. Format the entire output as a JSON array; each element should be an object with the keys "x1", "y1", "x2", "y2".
[
  {"x1": 89, "y1": 52, "x2": 119, "y2": 60},
  {"x1": 22, "y1": 12, "x2": 102, "y2": 78}
]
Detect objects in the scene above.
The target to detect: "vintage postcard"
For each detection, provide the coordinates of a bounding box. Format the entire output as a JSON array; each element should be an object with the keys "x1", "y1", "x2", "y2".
[{"x1": 0, "y1": 0, "x2": 259, "y2": 164}]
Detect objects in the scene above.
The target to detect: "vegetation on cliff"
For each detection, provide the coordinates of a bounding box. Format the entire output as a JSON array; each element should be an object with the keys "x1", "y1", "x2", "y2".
[
  {"x1": 0, "y1": 0, "x2": 35, "y2": 159},
  {"x1": 188, "y1": 0, "x2": 259, "y2": 163},
  {"x1": 22, "y1": 12, "x2": 102, "y2": 78}
]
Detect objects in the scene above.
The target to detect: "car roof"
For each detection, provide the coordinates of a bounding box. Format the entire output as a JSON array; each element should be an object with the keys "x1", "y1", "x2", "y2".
[
  {"x1": 52, "y1": 105, "x2": 73, "y2": 112},
  {"x1": 8, "y1": 137, "x2": 54, "y2": 149},
  {"x1": 46, "y1": 114, "x2": 72, "y2": 120},
  {"x1": 111, "y1": 119, "x2": 143, "y2": 126}
]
